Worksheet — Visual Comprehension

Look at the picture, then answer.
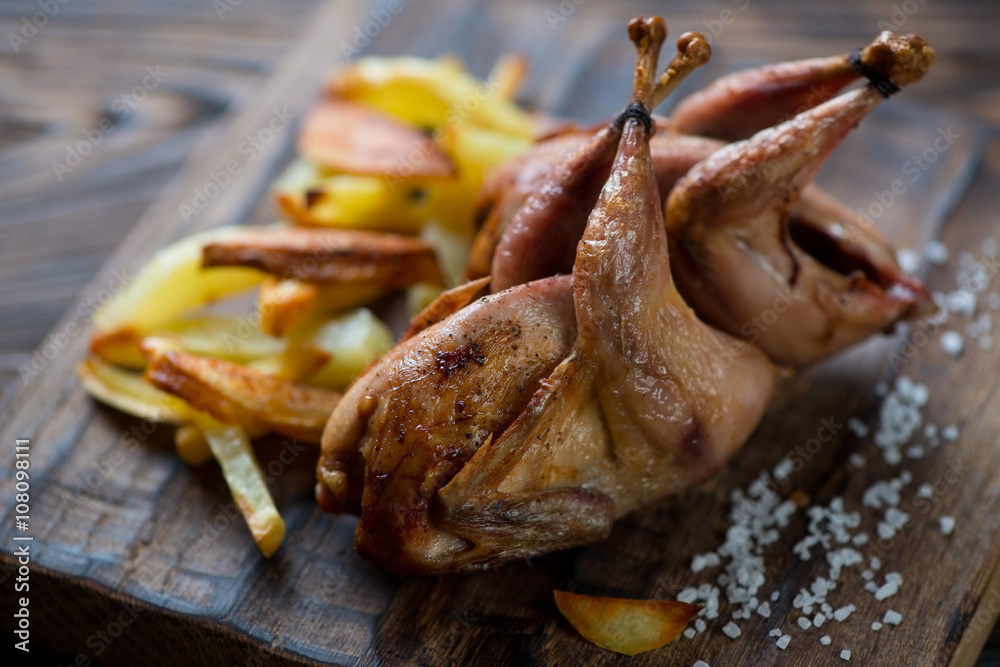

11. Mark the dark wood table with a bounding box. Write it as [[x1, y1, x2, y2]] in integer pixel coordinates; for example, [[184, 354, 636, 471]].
[[2, 0, 1000, 664]]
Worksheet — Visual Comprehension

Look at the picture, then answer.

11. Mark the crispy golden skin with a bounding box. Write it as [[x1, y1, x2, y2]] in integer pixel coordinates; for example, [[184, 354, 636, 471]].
[[318, 21, 777, 575], [666, 32, 936, 366]]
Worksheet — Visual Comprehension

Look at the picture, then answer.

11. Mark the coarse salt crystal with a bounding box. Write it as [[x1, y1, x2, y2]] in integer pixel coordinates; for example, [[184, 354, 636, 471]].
[[773, 457, 794, 481], [906, 445, 925, 459], [847, 418, 869, 439], [722, 622, 741, 639], [777, 634, 791, 649], [849, 453, 866, 468], [875, 581, 899, 601], [871, 621, 882, 631], [939, 515, 956, 535], [865, 581, 878, 593], [770, 628, 783, 638], [691, 552, 722, 573], [814, 613, 826, 627], [897, 249, 920, 274], [833, 605, 855, 622], [841, 649, 852, 661], [821, 635, 832, 646], [757, 602, 772, 618], [942, 424, 959, 441], [941, 331, 964, 357], [684, 628, 696, 639], [917, 483, 934, 499], [798, 616, 812, 630], [924, 240, 949, 265], [695, 618, 707, 633], [693, 662, 711, 667], [772, 591, 780, 602], [884, 609, 903, 625]]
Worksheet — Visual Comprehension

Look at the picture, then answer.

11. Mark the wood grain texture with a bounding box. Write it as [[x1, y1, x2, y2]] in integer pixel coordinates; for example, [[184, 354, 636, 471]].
[[2, 0, 1000, 665]]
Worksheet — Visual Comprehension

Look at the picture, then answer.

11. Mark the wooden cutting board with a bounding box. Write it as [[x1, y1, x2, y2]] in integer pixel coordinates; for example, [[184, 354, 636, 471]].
[[3, 1, 999, 665]]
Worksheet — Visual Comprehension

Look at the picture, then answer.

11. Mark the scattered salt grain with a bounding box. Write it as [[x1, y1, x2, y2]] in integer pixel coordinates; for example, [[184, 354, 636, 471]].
[[772, 458, 794, 482], [771, 591, 780, 602], [852, 533, 869, 547], [722, 622, 741, 639], [884, 609, 903, 625], [871, 621, 883, 631], [841, 649, 852, 661], [942, 424, 959, 441], [847, 418, 869, 439], [849, 453, 866, 468], [821, 635, 832, 646], [691, 552, 722, 573], [941, 330, 964, 357], [875, 581, 899, 601], [917, 483, 934, 499], [695, 618, 707, 633], [777, 634, 791, 650], [924, 240, 949, 265], [833, 604, 855, 622], [897, 249, 920, 274], [906, 445, 925, 459], [769, 628, 783, 638], [684, 628, 696, 639], [939, 515, 956, 535], [814, 613, 826, 627], [693, 661, 711, 667], [757, 602, 771, 618], [798, 616, 812, 630], [862, 570, 874, 581], [865, 581, 878, 593]]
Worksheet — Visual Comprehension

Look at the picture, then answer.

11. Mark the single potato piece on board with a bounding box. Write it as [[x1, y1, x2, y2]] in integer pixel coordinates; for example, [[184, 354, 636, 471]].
[[196, 417, 286, 558], [554, 591, 701, 656]]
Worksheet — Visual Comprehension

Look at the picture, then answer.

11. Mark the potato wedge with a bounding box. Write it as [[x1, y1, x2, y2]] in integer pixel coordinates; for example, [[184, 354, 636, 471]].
[[202, 226, 446, 288], [327, 56, 534, 138], [143, 344, 339, 443], [273, 161, 470, 235], [297, 308, 394, 389], [91, 227, 266, 364], [256, 277, 384, 337], [77, 357, 193, 424], [157, 315, 288, 364], [196, 417, 285, 558], [175, 423, 213, 467], [299, 100, 454, 178], [553, 591, 701, 656], [437, 120, 532, 185]]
